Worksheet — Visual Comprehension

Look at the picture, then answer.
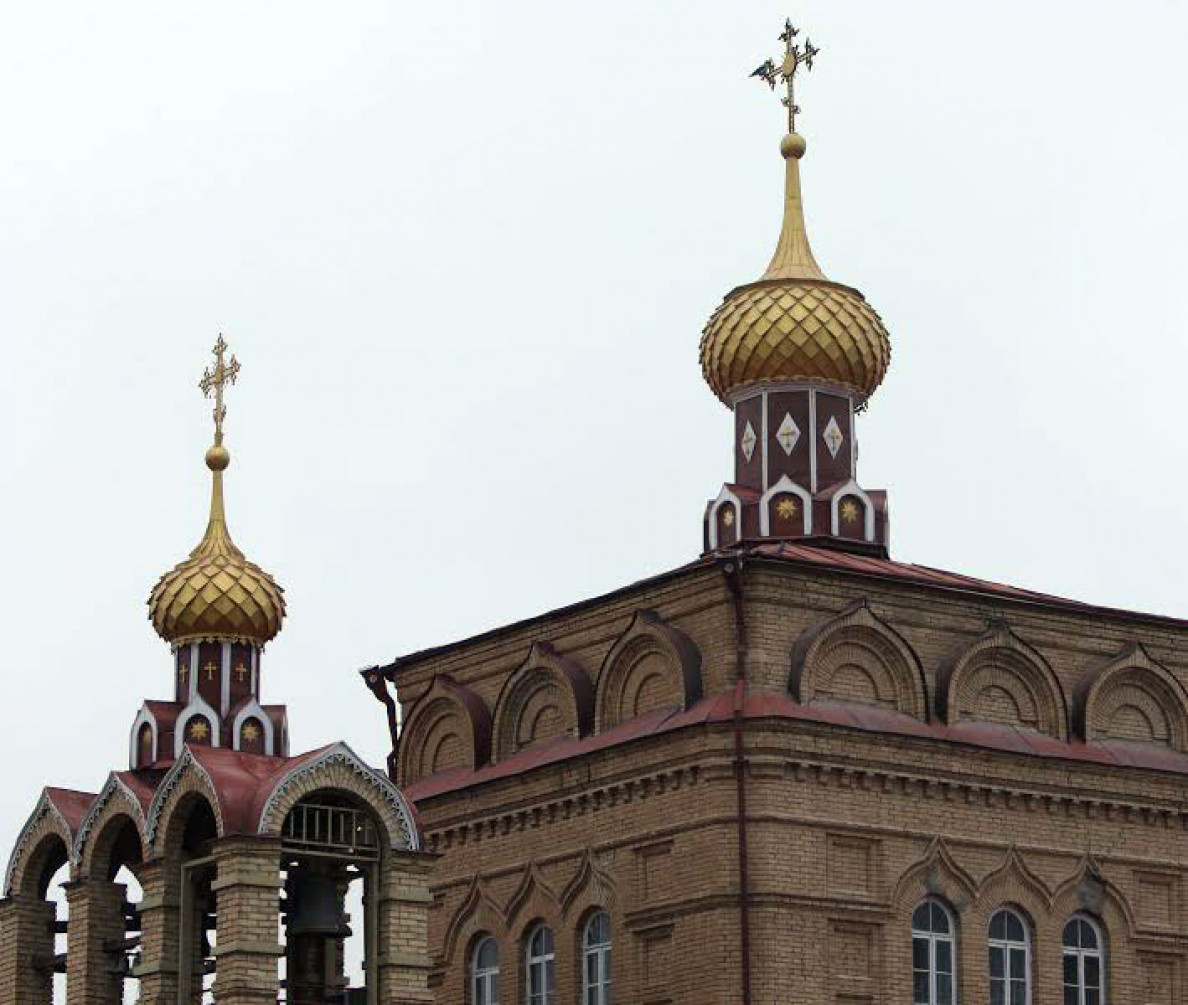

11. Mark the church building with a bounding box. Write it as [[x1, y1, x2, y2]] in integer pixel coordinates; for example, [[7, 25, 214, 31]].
[[3, 17, 1187, 1005]]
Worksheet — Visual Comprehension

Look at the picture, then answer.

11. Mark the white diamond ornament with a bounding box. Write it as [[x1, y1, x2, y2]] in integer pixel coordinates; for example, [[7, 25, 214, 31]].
[[741, 421, 757, 462], [776, 413, 800, 455], [823, 416, 844, 458]]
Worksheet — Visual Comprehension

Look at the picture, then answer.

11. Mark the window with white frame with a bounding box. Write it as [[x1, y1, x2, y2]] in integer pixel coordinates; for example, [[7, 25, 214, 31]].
[[912, 899, 956, 1005], [472, 936, 499, 1005], [989, 908, 1030, 1005], [582, 911, 612, 1005], [1063, 915, 1105, 1005], [525, 925, 555, 1005]]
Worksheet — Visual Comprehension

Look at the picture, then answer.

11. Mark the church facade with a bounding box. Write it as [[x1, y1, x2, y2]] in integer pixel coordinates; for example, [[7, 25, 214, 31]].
[[4, 18, 1188, 1005]]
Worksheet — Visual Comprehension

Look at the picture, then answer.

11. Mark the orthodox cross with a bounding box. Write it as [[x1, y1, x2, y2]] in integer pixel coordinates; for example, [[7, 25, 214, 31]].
[[198, 335, 241, 444], [178, 662, 189, 683], [204, 661, 219, 682], [750, 18, 821, 133]]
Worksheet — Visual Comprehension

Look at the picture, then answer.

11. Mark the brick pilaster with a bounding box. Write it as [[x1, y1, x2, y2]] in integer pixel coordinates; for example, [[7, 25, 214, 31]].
[[0, 895, 57, 1005], [210, 836, 282, 1005], [64, 877, 125, 1005], [132, 858, 183, 1005], [375, 850, 434, 1005]]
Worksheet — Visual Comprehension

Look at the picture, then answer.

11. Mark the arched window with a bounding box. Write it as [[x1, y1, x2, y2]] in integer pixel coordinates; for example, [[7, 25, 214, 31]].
[[582, 911, 612, 1005], [1063, 916, 1105, 1005], [912, 900, 955, 1005], [526, 925, 555, 1005], [989, 908, 1030, 1004], [472, 936, 500, 1005]]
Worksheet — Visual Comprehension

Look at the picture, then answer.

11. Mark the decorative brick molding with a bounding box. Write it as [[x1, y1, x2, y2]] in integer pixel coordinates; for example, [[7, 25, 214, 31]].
[[973, 846, 1052, 919], [257, 742, 420, 851], [790, 600, 927, 720], [893, 837, 977, 915], [595, 611, 703, 731], [4, 789, 75, 897], [399, 675, 492, 785], [492, 642, 593, 763], [441, 874, 506, 965], [1051, 856, 1135, 938], [504, 860, 560, 929], [1073, 643, 1188, 750], [71, 773, 147, 874], [145, 746, 224, 849], [936, 620, 1068, 738]]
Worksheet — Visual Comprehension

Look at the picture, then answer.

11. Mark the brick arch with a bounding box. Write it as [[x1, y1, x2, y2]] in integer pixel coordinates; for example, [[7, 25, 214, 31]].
[[595, 610, 703, 731], [398, 675, 491, 786], [4, 791, 76, 898], [145, 748, 225, 854], [974, 847, 1052, 923], [790, 600, 927, 720], [893, 837, 978, 917], [73, 776, 147, 879], [1051, 858, 1134, 942], [936, 621, 1067, 739], [492, 643, 593, 762], [256, 743, 420, 852], [1073, 644, 1188, 750], [441, 874, 506, 967]]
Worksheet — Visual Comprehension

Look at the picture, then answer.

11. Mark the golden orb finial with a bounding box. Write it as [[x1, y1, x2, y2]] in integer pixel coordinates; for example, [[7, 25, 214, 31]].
[[147, 337, 286, 646], [698, 19, 891, 406]]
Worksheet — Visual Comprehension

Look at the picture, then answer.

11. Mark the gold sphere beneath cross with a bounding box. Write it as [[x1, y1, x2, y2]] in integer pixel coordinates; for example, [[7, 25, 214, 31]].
[[205, 445, 230, 471]]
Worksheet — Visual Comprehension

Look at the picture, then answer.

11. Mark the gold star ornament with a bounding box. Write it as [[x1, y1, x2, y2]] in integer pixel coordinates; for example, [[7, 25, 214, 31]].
[[188, 719, 210, 741], [242, 722, 261, 743], [776, 497, 799, 520], [840, 499, 860, 524], [722, 508, 736, 527]]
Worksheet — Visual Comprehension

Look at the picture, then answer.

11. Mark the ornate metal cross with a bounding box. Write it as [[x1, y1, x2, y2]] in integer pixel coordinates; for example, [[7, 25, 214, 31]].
[[199, 335, 241, 443], [750, 17, 821, 133]]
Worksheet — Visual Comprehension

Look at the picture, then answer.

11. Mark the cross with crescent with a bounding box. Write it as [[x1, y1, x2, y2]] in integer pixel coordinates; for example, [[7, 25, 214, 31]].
[[750, 18, 821, 133], [199, 335, 241, 444]]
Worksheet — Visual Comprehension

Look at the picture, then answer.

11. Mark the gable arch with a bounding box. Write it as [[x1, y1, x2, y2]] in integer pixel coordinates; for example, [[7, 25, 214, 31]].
[[72, 775, 147, 876], [1051, 859, 1134, 941], [492, 642, 593, 762], [974, 847, 1052, 922], [893, 838, 978, 917], [1073, 643, 1188, 750], [256, 743, 420, 852], [145, 748, 225, 856], [790, 600, 927, 720], [596, 610, 703, 731], [398, 675, 492, 786], [936, 621, 1068, 739], [442, 874, 506, 966], [4, 790, 78, 898]]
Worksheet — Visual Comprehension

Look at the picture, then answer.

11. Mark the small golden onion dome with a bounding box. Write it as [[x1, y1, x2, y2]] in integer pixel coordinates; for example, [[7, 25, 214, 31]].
[[148, 445, 285, 646], [700, 133, 891, 404]]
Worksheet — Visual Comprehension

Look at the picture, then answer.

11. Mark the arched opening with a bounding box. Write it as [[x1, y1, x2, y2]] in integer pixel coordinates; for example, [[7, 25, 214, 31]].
[[88, 815, 145, 1004], [166, 795, 219, 1005], [280, 790, 384, 1005], [16, 832, 71, 1005]]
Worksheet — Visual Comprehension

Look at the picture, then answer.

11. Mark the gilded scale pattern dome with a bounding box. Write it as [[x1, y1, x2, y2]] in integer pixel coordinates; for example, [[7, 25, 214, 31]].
[[700, 132, 891, 403], [148, 444, 286, 646]]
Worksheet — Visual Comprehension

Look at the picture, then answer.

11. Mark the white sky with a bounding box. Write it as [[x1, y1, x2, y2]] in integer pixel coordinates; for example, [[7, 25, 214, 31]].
[[2, 0, 1186, 866]]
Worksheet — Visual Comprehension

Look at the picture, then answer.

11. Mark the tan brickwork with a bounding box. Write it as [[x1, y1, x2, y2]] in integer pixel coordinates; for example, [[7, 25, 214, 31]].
[[64, 876, 125, 1005], [210, 835, 283, 1005], [392, 558, 1188, 1004], [0, 895, 57, 1005]]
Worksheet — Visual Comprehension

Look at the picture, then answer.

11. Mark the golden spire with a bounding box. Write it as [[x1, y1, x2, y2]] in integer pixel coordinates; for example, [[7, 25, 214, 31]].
[[148, 336, 285, 645], [750, 18, 825, 282], [192, 335, 243, 561]]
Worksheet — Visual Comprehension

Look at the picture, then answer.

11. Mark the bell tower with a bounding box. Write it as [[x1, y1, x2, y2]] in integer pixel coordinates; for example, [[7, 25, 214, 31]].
[[700, 20, 892, 555]]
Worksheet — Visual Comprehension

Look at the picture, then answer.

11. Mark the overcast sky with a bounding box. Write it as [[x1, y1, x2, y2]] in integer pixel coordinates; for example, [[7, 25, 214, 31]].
[[2, 0, 1186, 862]]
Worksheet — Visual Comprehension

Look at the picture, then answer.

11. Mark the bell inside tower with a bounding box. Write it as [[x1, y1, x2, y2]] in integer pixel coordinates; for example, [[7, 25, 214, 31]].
[[281, 794, 381, 1005]]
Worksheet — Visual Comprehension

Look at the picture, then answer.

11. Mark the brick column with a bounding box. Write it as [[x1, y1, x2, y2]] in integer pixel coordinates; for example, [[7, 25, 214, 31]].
[[133, 858, 182, 1005], [374, 850, 434, 1005], [210, 836, 282, 1005], [64, 877, 125, 1005], [0, 895, 57, 1005]]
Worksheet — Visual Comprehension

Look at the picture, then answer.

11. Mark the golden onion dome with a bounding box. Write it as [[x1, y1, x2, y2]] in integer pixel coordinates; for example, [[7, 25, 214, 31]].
[[700, 132, 890, 404], [148, 443, 286, 646]]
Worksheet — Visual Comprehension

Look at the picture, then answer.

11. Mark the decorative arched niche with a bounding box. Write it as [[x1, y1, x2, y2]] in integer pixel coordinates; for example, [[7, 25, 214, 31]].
[[1073, 643, 1188, 750], [595, 610, 702, 731], [398, 675, 492, 786], [789, 600, 927, 720], [936, 620, 1068, 739], [492, 643, 593, 762]]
